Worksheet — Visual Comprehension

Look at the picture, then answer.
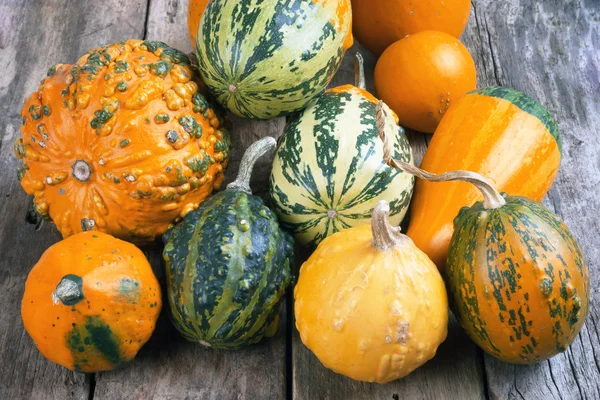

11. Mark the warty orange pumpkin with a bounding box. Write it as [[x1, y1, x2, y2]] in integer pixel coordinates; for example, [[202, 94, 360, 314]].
[[21, 231, 162, 373], [14, 39, 231, 244]]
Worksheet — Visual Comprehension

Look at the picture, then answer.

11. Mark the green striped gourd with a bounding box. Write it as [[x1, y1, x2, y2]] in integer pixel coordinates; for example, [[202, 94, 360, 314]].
[[195, 0, 353, 120], [163, 137, 294, 349], [378, 100, 589, 364], [269, 54, 415, 248]]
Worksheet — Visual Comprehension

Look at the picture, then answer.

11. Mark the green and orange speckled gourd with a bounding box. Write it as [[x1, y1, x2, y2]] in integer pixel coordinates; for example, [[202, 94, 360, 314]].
[[163, 137, 294, 349], [378, 100, 589, 364], [14, 39, 231, 245]]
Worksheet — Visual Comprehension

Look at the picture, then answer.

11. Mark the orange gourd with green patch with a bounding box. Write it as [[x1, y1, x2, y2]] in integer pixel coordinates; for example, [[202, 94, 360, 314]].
[[406, 87, 562, 268], [15, 39, 230, 244], [21, 232, 162, 373]]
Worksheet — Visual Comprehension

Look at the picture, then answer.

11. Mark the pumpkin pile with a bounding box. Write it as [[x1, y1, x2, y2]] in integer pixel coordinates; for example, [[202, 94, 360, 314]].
[[13, 0, 588, 383]]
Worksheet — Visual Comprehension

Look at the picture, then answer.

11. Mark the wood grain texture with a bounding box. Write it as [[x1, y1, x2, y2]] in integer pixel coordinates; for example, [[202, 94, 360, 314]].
[[463, 1, 600, 399], [0, 1, 147, 399], [92, 0, 288, 399], [0, 0, 599, 399], [291, 42, 486, 400]]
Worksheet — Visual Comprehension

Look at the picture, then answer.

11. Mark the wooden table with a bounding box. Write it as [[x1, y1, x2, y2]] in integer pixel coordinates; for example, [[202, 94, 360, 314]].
[[1, 0, 598, 398]]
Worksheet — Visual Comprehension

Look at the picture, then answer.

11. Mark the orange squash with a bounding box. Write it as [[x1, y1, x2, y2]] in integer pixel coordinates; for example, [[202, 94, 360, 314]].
[[405, 87, 562, 269], [21, 231, 162, 373], [295, 201, 448, 383], [374, 30, 476, 133], [352, 0, 471, 55], [14, 39, 230, 244], [187, 0, 211, 48]]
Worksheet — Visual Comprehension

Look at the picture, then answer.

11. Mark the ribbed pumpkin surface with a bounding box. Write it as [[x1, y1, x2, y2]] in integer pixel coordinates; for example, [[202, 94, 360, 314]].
[[163, 190, 293, 349]]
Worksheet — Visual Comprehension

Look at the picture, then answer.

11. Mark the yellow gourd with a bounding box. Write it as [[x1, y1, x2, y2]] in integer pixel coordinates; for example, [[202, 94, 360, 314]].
[[294, 201, 448, 383]]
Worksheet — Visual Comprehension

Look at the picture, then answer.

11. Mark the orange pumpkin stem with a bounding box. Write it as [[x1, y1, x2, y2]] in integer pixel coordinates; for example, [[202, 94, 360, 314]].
[[354, 52, 366, 90], [226, 136, 277, 194], [376, 101, 506, 210], [371, 200, 407, 252]]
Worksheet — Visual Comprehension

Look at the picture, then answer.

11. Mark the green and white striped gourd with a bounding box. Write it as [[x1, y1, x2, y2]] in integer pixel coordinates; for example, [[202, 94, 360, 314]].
[[269, 54, 415, 248], [163, 137, 294, 349], [195, 0, 353, 120]]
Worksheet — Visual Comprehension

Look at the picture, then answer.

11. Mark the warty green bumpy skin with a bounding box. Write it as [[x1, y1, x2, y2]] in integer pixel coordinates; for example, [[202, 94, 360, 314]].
[[163, 189, 294, 349], [196, 0, 351, 119], [445, 196, 589, 363]]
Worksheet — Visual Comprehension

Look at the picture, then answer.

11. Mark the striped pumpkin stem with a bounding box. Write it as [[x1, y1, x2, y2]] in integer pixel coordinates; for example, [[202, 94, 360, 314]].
[[227, 136, 277, 194], [354, 52, 366, 89], [376, 101, 506, 209], [371, 200, 408, 252]]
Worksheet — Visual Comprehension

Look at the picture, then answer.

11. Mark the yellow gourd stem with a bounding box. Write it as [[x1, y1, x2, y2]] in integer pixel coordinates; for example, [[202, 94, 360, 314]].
[[354, 52, 366, 90], [371, 200, 409, 251], [376, 100, 506, 210]]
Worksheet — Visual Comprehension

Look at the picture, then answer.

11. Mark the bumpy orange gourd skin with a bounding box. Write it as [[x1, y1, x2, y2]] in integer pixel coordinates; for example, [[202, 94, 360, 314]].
[[21, 232, 162, 373], [187, 0, 211, 48], [407, 92, 562, 269], [352, 0, 471, 55], [374, 31, 476, 133], [294, 225, 448, 383], [15, 39, 230, 244]]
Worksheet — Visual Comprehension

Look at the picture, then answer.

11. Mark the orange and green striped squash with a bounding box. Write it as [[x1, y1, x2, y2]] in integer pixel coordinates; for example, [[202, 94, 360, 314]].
[[407, 86, 562, 269], [446, 196, 589, 364]]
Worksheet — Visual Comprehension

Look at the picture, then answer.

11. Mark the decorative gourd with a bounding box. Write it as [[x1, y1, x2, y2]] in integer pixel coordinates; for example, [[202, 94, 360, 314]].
[[187, 0, 210, 47], [352, 0, 471, 55], [270, 54, 414, 248], [21, 231, 162, 373], [379, 102, 588, 364], [195, 0, 353, 120], [374, 30, 477, 133], [163, 137, 293, 349], [405, 87, 562, 268], [14, 39, 231, 245], [294, 200, 448, 383]]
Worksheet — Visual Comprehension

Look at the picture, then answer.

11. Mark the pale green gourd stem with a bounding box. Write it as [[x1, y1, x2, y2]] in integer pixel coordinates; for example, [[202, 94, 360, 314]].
[[376, 100, 506, 210], [354, 52, 366, 90], [227, 136, 277, 194]]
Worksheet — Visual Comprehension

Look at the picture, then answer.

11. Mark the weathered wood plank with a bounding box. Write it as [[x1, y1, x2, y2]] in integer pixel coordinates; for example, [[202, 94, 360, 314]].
[[464, 1, 600, 399], [93, 0, 289, 399], [0, 1, 147, 399], [291, 42, 486, 400]]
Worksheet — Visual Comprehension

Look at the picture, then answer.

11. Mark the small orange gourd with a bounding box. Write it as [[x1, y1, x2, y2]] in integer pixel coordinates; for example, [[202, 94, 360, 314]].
[[21, 231, 162, 373], [15, 39, 230, 244], [374, 30, 476, 133], [352, 0, 471, 55], [294, 201, 448, 383]]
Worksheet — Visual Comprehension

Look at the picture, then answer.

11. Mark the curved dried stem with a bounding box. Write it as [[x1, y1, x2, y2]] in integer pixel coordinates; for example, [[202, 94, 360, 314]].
[[376, 101, 506, 209]]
